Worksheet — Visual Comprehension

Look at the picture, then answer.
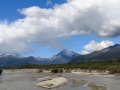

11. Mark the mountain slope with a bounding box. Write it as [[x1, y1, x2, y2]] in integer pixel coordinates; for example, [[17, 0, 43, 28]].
[[70, 44, 120, 63]]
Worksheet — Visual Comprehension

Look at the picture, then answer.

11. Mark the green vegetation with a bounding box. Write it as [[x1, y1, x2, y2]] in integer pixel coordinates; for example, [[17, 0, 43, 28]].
[[4, 59, 120, 74], [0, 69, 3, 75]]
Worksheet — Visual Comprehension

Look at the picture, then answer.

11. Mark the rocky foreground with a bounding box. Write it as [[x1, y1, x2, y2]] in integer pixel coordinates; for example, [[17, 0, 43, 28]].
[[35, 76, 68, 89]]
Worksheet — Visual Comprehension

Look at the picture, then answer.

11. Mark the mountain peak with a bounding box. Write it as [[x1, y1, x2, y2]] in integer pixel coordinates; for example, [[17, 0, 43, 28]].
[[60, 49, 73, 55], [61, 49, 71, 53], [57, 49, 80, 57]]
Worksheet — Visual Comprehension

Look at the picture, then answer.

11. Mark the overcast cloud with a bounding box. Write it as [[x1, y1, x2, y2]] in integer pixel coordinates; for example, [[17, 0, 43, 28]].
[[0, 0, 120, 53]]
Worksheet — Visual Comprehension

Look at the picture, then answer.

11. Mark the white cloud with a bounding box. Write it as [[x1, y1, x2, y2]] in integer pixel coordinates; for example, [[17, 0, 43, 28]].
[[0, 0, 120, 54], [78, 50, 90, 55], [46, 0, 52, 7], [0, 38, 6, 46], [84, 40, 115, 51]]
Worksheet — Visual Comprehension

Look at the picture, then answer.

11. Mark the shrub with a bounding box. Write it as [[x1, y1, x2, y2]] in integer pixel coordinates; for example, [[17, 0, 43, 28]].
[[109, 69, 116, 74], [0, 69, 3, 75], [37, 69, 43, 73], [109, 69, 120, 74], [89, 69, 91, 73], [51, 68, 59, 73], [65, 69, 71, 73], [59, 68, 63, 73], [84, 69, 87, 72]]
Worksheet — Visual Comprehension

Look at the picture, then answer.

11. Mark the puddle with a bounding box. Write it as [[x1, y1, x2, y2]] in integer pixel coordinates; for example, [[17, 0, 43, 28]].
[[88, 82, 107, 90], [77, 84, 88, 88], [67, 81, 107, 90], [67, 82, 88, 88]]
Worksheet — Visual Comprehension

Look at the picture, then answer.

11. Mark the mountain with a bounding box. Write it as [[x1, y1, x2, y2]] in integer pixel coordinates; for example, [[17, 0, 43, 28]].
[[57, 49, 80, 58], [36, 49, 80, 64], [70, 44, 120, 63], [0, 56, 40, 67], [0, 49, 80, 67], [0, 53, 22, 58]]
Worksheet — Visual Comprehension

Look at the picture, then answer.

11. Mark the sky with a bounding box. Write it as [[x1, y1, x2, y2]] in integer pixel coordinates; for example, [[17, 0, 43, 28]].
[[0, 0, 120, 58]]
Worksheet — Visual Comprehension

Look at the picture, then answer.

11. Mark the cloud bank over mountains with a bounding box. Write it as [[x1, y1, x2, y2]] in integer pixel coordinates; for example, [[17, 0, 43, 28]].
[[78, 40, 114, 55], [0, 0, 120, 54], [84, 40, 115, 51]]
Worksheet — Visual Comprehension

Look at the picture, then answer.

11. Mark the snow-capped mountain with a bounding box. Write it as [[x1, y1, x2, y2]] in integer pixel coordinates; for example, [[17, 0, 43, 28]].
[[0, 53, 22, 58], [56, 49, 80, 58], [36, 49, 80, 64]]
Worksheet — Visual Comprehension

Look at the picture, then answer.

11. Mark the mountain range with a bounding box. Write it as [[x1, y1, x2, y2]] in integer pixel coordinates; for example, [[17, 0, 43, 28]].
[[0, 49, 80, 67], [0, 44, 120, 67], [70, 44, 120, 63]]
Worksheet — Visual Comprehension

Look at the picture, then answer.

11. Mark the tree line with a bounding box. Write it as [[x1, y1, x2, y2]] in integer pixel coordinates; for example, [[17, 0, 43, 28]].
[[8, 59, 120, 74]]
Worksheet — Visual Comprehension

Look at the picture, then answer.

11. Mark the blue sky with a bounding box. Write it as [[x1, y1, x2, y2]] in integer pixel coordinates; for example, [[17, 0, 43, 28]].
[[0, 0, 120, 58], [0, 0, 66, 21]]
